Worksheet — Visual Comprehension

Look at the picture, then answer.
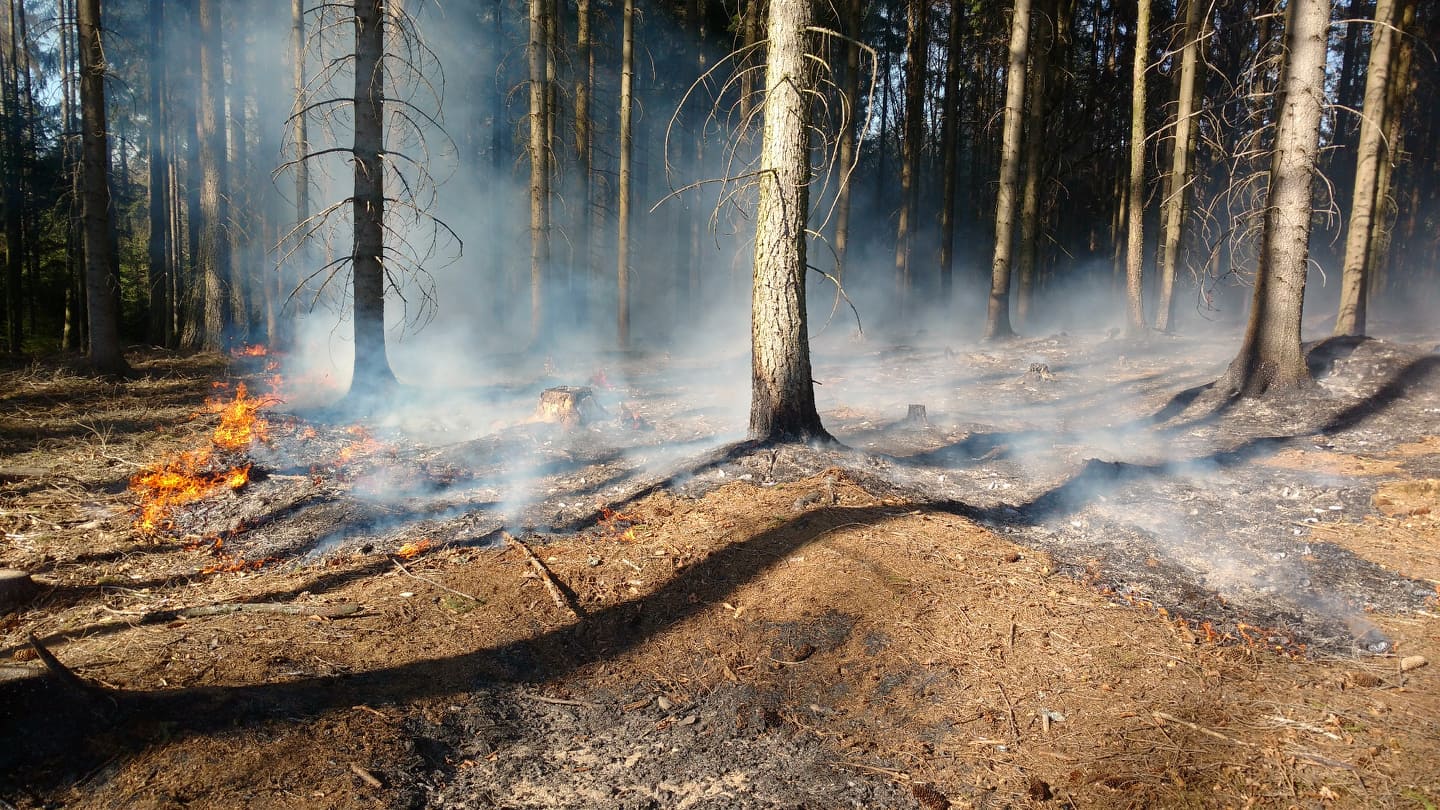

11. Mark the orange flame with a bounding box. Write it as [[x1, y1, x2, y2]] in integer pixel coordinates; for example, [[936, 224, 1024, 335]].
[[232, 344, 269, 357], [396, 538, 434, 559], [210, 383, 273, 450], [131, 449, 250, 535]]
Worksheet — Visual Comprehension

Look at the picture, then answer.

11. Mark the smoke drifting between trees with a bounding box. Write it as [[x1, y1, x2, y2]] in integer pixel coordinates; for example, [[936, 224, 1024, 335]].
[[0, 0, 1437, 390]]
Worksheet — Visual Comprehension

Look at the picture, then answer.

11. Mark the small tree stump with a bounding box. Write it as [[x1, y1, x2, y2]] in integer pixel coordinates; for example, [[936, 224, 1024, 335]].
[[0, 569, 38, 612], [906, 404, 929, 425], [535, 386, 607, 426]]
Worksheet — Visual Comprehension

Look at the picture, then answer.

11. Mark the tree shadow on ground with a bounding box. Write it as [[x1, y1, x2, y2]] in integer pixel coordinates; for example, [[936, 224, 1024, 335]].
[[0, 503, 905, 793]]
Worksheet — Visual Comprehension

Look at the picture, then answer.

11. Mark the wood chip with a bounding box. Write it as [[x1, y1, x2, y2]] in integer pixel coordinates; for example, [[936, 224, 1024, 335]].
[[1400, 655, 1428, 672], [349, 763, 383, 789]]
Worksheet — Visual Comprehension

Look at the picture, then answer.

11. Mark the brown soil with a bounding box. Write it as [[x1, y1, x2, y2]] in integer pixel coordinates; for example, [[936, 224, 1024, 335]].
[[2, 335, 1438, 809]]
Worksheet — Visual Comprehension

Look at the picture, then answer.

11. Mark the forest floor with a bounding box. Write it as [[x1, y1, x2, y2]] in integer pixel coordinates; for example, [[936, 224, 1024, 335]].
[[1, 328, 1438, 809]]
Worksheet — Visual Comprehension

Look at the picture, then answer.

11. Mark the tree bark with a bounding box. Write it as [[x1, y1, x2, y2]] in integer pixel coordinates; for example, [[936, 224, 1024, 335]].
[[349, 0, 396, 397], [616, 0, 634, 348], [936, 0, 963, 301], [77, 0, 127, 374], [749, 0, 827, 443], [983, 0, 1032, 340], [1334, 0, 1397, 336], [1123, 0, 1150, 334], [1365, 0, 1416, 297], [893, 0, 927, 314], [197, 0, 231, 349], [832, 0, 863, 282], [146, 0, 170, 346], [1219, 0, 1331, 398], [1154, 0, 1204, 333], [527, 0, 550, 344], [1016, 0, 1057, 325]]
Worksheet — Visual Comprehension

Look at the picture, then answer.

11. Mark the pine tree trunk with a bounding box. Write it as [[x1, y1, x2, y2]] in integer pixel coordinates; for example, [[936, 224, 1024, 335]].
[[893, 0, 928, 314], [749, 0, 827, 443], [1366, 0, 1416, 298], [983, 0, 1032, 341], [616, 0, 634, 348], [1016, 0, 1057, 325], [574, 0, 593, 298], [146, 0, 170, 346], [1220, 0, 1331, 397], [1123, 0, 1150, 334], [198, 0, 231, 349], [292, 0, 308, 228], [833, 0, 863, 283], [76, 0, 127, 374], [527, 0, 550, 343], [936, 0, 963, 301], [1154, 0, 1204, 333], [2, 0, 23, 352], [1334, 0, 1397, 336], [349, 0, 396, 397]]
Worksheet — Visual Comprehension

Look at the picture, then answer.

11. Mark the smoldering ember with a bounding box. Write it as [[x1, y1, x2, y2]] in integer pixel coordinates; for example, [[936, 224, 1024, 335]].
[[2, 0, 1440, 808]]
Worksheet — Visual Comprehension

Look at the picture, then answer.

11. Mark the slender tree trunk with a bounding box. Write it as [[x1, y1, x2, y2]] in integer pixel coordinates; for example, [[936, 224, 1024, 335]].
[[936, 0, 964, 302], [1334, 0, 1397, 336], [1220, 0, 1331, 397], [750, 0, 827, 443], [77, 0, 127, 374], [349, 0, 396, 396], [146, 0, 170, 346], [1154, 0, 1204, 333], [1016, 0, 1057, 325], [1123, 0, 1150, 334], [833, 0, 863, 281], [197, 0, 230, 349], [292, 0, 308, 228], [527, 0, 550, 343], [179, 3, 203, 348], [575, 0, 593, 298], [2, 0, 23, 352], [616, 0, 634, 347], [1366, 0, 1416, 298], [893, 0, 928, 313], [983, 0, 1032, 340]]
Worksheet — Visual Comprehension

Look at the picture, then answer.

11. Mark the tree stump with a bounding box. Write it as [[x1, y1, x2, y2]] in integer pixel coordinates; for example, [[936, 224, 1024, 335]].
[[535, 387, 607, 426], [906, 404, 929, 425], [0, 569, 38, 612]]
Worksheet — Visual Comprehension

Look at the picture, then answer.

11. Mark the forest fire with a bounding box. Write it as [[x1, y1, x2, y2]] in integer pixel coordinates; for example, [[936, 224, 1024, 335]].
[[130, 450, 250, 535], [209, 383, 273, 450]]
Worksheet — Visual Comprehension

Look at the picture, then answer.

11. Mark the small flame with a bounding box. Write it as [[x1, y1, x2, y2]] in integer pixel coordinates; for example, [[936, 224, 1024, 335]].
[[210, 383, 273, 450], [396, 538, 434, 559], [232, 344, 269, 357]]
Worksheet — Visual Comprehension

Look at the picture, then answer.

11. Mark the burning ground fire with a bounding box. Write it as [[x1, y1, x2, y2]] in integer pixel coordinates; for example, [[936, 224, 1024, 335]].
[[131, 380, 274, 538]]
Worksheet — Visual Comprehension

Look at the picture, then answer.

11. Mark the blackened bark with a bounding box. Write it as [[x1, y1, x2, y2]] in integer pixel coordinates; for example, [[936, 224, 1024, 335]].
[[349, 0, 396, 396], [77, 0, 128, 374]]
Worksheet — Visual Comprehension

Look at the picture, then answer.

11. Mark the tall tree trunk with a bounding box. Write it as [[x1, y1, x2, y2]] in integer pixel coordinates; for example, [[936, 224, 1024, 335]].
[[197, 0, 230, 349], [936, 0, 963, 301], [893, 0, 928, 313], [1220, 0, 1331, 397], [575, 0, 593, 299], [983, 0, 1032, 340], [749, 0, 827, 443], [1015, 0, 1057, 325], [180, 3, 203, 349], [77, 0, 127, 374], [292, 0, 308, 228], [616, 0, 634, 347], [2, 0, 23, 352], [1154, 0, 1204, 333], [833, 0, 863, 281], [527, 0, 550, 343], [146, 0, 170, 346], [1123, 0, 1150, 334], [1334, 0, 1397, 336], [1365, 0, 1416, 298], [349, 0, 396, 397]]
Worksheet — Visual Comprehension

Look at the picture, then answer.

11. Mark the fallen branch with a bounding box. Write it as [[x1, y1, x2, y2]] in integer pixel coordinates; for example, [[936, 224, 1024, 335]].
[[503, 532, 580, 620], [1152, 711, 1255, 747], [349, 763, 383, 788], [172, 602, 363, 619], [520, 691, 593, 707]]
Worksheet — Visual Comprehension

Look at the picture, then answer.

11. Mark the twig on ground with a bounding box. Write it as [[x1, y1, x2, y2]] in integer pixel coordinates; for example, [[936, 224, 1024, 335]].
[[829, 760, 911, 781], [349, 763, 383, 788], [997, 682, 1021, 740], [504, 532, 580, 619], [27, 634, 100, 695], [172, 602, 363, 619], [520, 691, 594, 707], [1152, 711, 1255, 747], [392, 559, 483, 604]]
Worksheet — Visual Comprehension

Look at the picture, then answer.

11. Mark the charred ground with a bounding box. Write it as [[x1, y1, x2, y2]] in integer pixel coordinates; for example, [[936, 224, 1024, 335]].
[[1, 330, 1438, 808]]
